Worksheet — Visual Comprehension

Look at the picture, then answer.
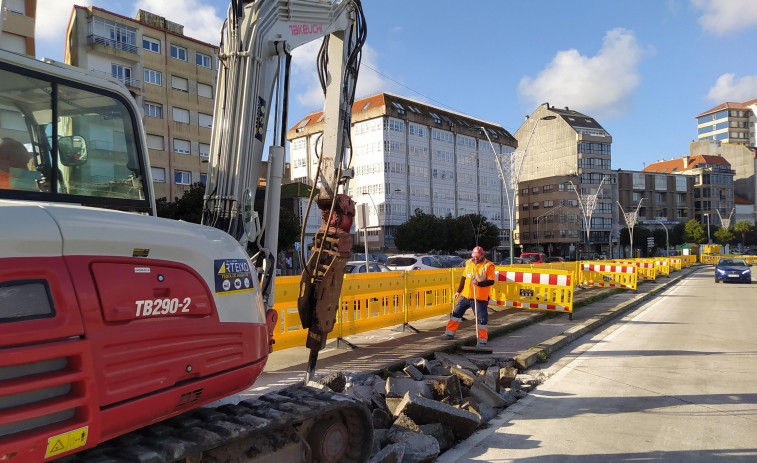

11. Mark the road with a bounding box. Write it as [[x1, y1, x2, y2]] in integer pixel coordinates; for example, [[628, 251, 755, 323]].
[[439, 267, 757, 462]]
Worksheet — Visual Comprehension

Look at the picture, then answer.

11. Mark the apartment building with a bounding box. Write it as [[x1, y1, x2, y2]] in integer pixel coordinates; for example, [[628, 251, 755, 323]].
[[516, 175, 580, 258], [643, 155, 734, 225], [0, 0, 35, 56], [65, 6, 218, 201], [287, 93, 518, 252], [616, 170, 695, 233], [695, 98, 756, 146], [514, 103, 616, 256]]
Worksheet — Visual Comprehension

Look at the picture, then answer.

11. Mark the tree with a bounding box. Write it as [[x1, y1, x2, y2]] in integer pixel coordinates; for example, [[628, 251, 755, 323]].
[[451, 214, 501, 252], [733, 220, 754, 246], [713, 226, 734, 245], [156, 182, 205, 223], [394, 209, 445, 253], [670, 223, 686, 246], [683, 219, 706, 244]]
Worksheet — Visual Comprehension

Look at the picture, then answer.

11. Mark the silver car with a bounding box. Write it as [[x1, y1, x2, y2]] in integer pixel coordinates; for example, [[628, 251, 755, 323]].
[[385, 254, 443, 271], [343, 261, 392, 273]]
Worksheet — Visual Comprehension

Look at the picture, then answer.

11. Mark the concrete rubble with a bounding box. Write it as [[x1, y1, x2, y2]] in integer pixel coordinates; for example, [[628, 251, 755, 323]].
[[317, 353, 545, 462]]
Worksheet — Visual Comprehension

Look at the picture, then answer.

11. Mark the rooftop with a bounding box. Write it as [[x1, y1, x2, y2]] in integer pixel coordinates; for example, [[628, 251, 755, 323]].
[[695, 97, 757, 118], [642, 154, 731, 174]]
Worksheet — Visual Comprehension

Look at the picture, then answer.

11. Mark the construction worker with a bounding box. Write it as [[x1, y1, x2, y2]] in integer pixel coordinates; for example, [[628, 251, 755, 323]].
[[442, 246, 495, 346]]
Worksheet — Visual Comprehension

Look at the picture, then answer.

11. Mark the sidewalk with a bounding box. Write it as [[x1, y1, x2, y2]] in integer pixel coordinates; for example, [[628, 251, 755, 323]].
[[214, 267, 697, 405]]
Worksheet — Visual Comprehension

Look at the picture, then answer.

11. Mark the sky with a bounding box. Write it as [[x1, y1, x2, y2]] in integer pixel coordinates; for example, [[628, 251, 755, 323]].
[[34, 0, 757, 171]]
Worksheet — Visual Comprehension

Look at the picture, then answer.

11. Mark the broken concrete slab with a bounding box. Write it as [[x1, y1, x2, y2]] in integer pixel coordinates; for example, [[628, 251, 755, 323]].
[[498, 366, 518, 389], [419, 423, 455, 452], [412, 358, 431, 375], [450, 366, 477, 388], [393, 432, 439, 463], [469, 381, 507, 409], [484, 366, 500, 391], [372, 429, 390, 456], [315, 371, 346, 393], [393, 393, 483, 440], [385, 397, 403, 415], [426, 375, 462, 404], [369, 442, 405, 463], [388, 413, 423, 443], [372, 408, 393, 430], [385, 376, 433, 399], [434, 352, 480, 373], [403, 364, 424, 381]]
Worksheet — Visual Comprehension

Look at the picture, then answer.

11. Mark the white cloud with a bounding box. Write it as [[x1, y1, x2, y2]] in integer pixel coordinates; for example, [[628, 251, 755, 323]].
[[133, 0, 224, 45], [692, 0, 757, 35], [291, 41, 396, 108], [36, 0, 91, 41], [706, 73, 757, 101], [518, 28, 645, 119]]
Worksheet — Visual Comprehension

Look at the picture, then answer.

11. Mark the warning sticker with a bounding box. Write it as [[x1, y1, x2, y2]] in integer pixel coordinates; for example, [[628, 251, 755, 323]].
[[214, 259, 254, 296], [45, 426, 88, 458]]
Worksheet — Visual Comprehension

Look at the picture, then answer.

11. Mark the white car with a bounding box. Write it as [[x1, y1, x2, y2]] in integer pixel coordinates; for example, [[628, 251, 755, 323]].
[[385, 254, 443, 271], [344, 261, 392, 273]]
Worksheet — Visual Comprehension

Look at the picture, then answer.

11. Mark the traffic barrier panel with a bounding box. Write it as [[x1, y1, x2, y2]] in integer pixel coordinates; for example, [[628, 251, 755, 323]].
[[613, 259, 656, 280], [579, 261, 637, 290], [700, 254, 719, 265], [269, 275, 317, 351], [491, 267, 574, 313], [652, 259, 670, 276], [337, 271, 406, 338], [405, 268, 458, 322], [661, 257, 682, 272], [679, 255, 695, 267]]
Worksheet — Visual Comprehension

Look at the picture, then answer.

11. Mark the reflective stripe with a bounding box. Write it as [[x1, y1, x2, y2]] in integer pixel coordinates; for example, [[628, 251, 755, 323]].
[[450, 316, 462, 323], [446, 319, 461, 333], [445, 329, 456, 337]]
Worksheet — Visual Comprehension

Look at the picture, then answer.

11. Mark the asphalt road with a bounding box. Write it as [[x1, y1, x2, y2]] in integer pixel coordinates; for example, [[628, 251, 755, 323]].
[[439, 267, 757, 462]]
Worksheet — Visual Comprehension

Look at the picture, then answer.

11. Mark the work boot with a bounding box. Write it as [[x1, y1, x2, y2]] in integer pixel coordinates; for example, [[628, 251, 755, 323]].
[[441, 333, 454, 340]]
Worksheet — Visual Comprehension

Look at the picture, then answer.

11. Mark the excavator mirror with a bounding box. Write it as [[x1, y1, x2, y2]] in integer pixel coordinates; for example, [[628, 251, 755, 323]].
[[58, 135, 88, 167]]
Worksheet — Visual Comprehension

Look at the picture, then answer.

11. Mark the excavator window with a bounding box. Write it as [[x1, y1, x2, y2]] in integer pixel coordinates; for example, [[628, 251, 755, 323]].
[[0, 65, 151, 212]]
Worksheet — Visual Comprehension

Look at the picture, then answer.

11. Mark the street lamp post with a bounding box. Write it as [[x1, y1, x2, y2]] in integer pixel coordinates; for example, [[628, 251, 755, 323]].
[[618, 198, 643, 258], [704, 213, 711, 244], [361, 192, 378, 272], [535, 204, 567, 252], [570, 175, 607, 260], [476, 115, 555, 264]]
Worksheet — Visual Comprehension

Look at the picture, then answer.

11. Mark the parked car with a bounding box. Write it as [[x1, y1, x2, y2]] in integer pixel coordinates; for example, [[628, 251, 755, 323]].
[[385, 254, 443, 271], [520, 252, 549, 264], [548, 256, 566, 263], [344, 261, 392, 273], [499, 257, 527, 265], [714, 257, 751, 283], [437, 255, 465, 268]]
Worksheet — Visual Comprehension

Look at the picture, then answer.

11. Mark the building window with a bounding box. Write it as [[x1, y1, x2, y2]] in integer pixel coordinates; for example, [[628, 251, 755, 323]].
[[151, 167, 166, 183], [200, 173, 207, 185], [199, 143, 210, 158], [532, 187, 538, 194], [172, 107, 190, 123], [146, 134, 164, 151], [174, 170, 191, 185], [521, 188, 528, 195], [110, 64, 134, 86], [198, 82, 213, 98], [543, 185, 553, 193], [198, 113, 213, 128], [170, 44, 187, 61], [173, 138, 191, 155], [171, 76, 189, 92], [144, 68, 162, 86], [144, 102, 162, 118], [196, 52, 211, 68], [143, 36, 160, 53]]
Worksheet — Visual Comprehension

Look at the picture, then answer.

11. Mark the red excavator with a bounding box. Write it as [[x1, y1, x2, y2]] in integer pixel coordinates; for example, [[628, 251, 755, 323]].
[[0, 0, 371, 461]]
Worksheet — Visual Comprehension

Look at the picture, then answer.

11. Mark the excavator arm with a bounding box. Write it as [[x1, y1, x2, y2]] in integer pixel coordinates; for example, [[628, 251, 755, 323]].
[[201, 0, 366, 377]]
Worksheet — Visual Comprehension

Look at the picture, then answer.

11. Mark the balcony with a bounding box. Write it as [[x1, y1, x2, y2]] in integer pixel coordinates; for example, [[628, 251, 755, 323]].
[[90, 69, 141, 89], [88, 34, 138, 55]]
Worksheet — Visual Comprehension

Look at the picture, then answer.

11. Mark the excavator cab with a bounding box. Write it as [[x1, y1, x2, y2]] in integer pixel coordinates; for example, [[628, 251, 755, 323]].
[[0, 57, 152, 213]]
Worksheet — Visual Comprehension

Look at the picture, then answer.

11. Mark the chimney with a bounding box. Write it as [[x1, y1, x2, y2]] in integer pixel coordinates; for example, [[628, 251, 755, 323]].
[[683, 156, 689, 169]]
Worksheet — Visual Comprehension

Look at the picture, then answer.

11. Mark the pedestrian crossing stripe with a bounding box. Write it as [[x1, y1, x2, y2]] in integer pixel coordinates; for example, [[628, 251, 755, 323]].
[[45, 426, 88, 458]]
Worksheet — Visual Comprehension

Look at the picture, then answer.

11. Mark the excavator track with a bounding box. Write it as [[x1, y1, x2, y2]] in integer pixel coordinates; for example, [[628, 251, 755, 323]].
[[59, 385, 373, 463]]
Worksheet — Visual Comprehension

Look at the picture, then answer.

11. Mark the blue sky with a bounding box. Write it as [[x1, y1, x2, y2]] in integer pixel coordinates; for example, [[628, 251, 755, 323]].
[[36, 0, 757, 170]]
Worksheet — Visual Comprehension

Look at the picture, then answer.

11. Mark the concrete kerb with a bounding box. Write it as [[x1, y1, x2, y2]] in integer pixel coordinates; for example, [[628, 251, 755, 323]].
[[512, 266, 698, 371]]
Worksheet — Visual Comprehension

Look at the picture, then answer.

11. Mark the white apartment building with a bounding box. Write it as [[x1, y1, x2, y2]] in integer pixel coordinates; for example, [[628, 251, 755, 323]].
[[286, 93, 518, 252]]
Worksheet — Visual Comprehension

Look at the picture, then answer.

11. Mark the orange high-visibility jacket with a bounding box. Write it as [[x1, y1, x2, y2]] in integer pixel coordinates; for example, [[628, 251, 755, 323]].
[[461, 259, 495, 301]]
